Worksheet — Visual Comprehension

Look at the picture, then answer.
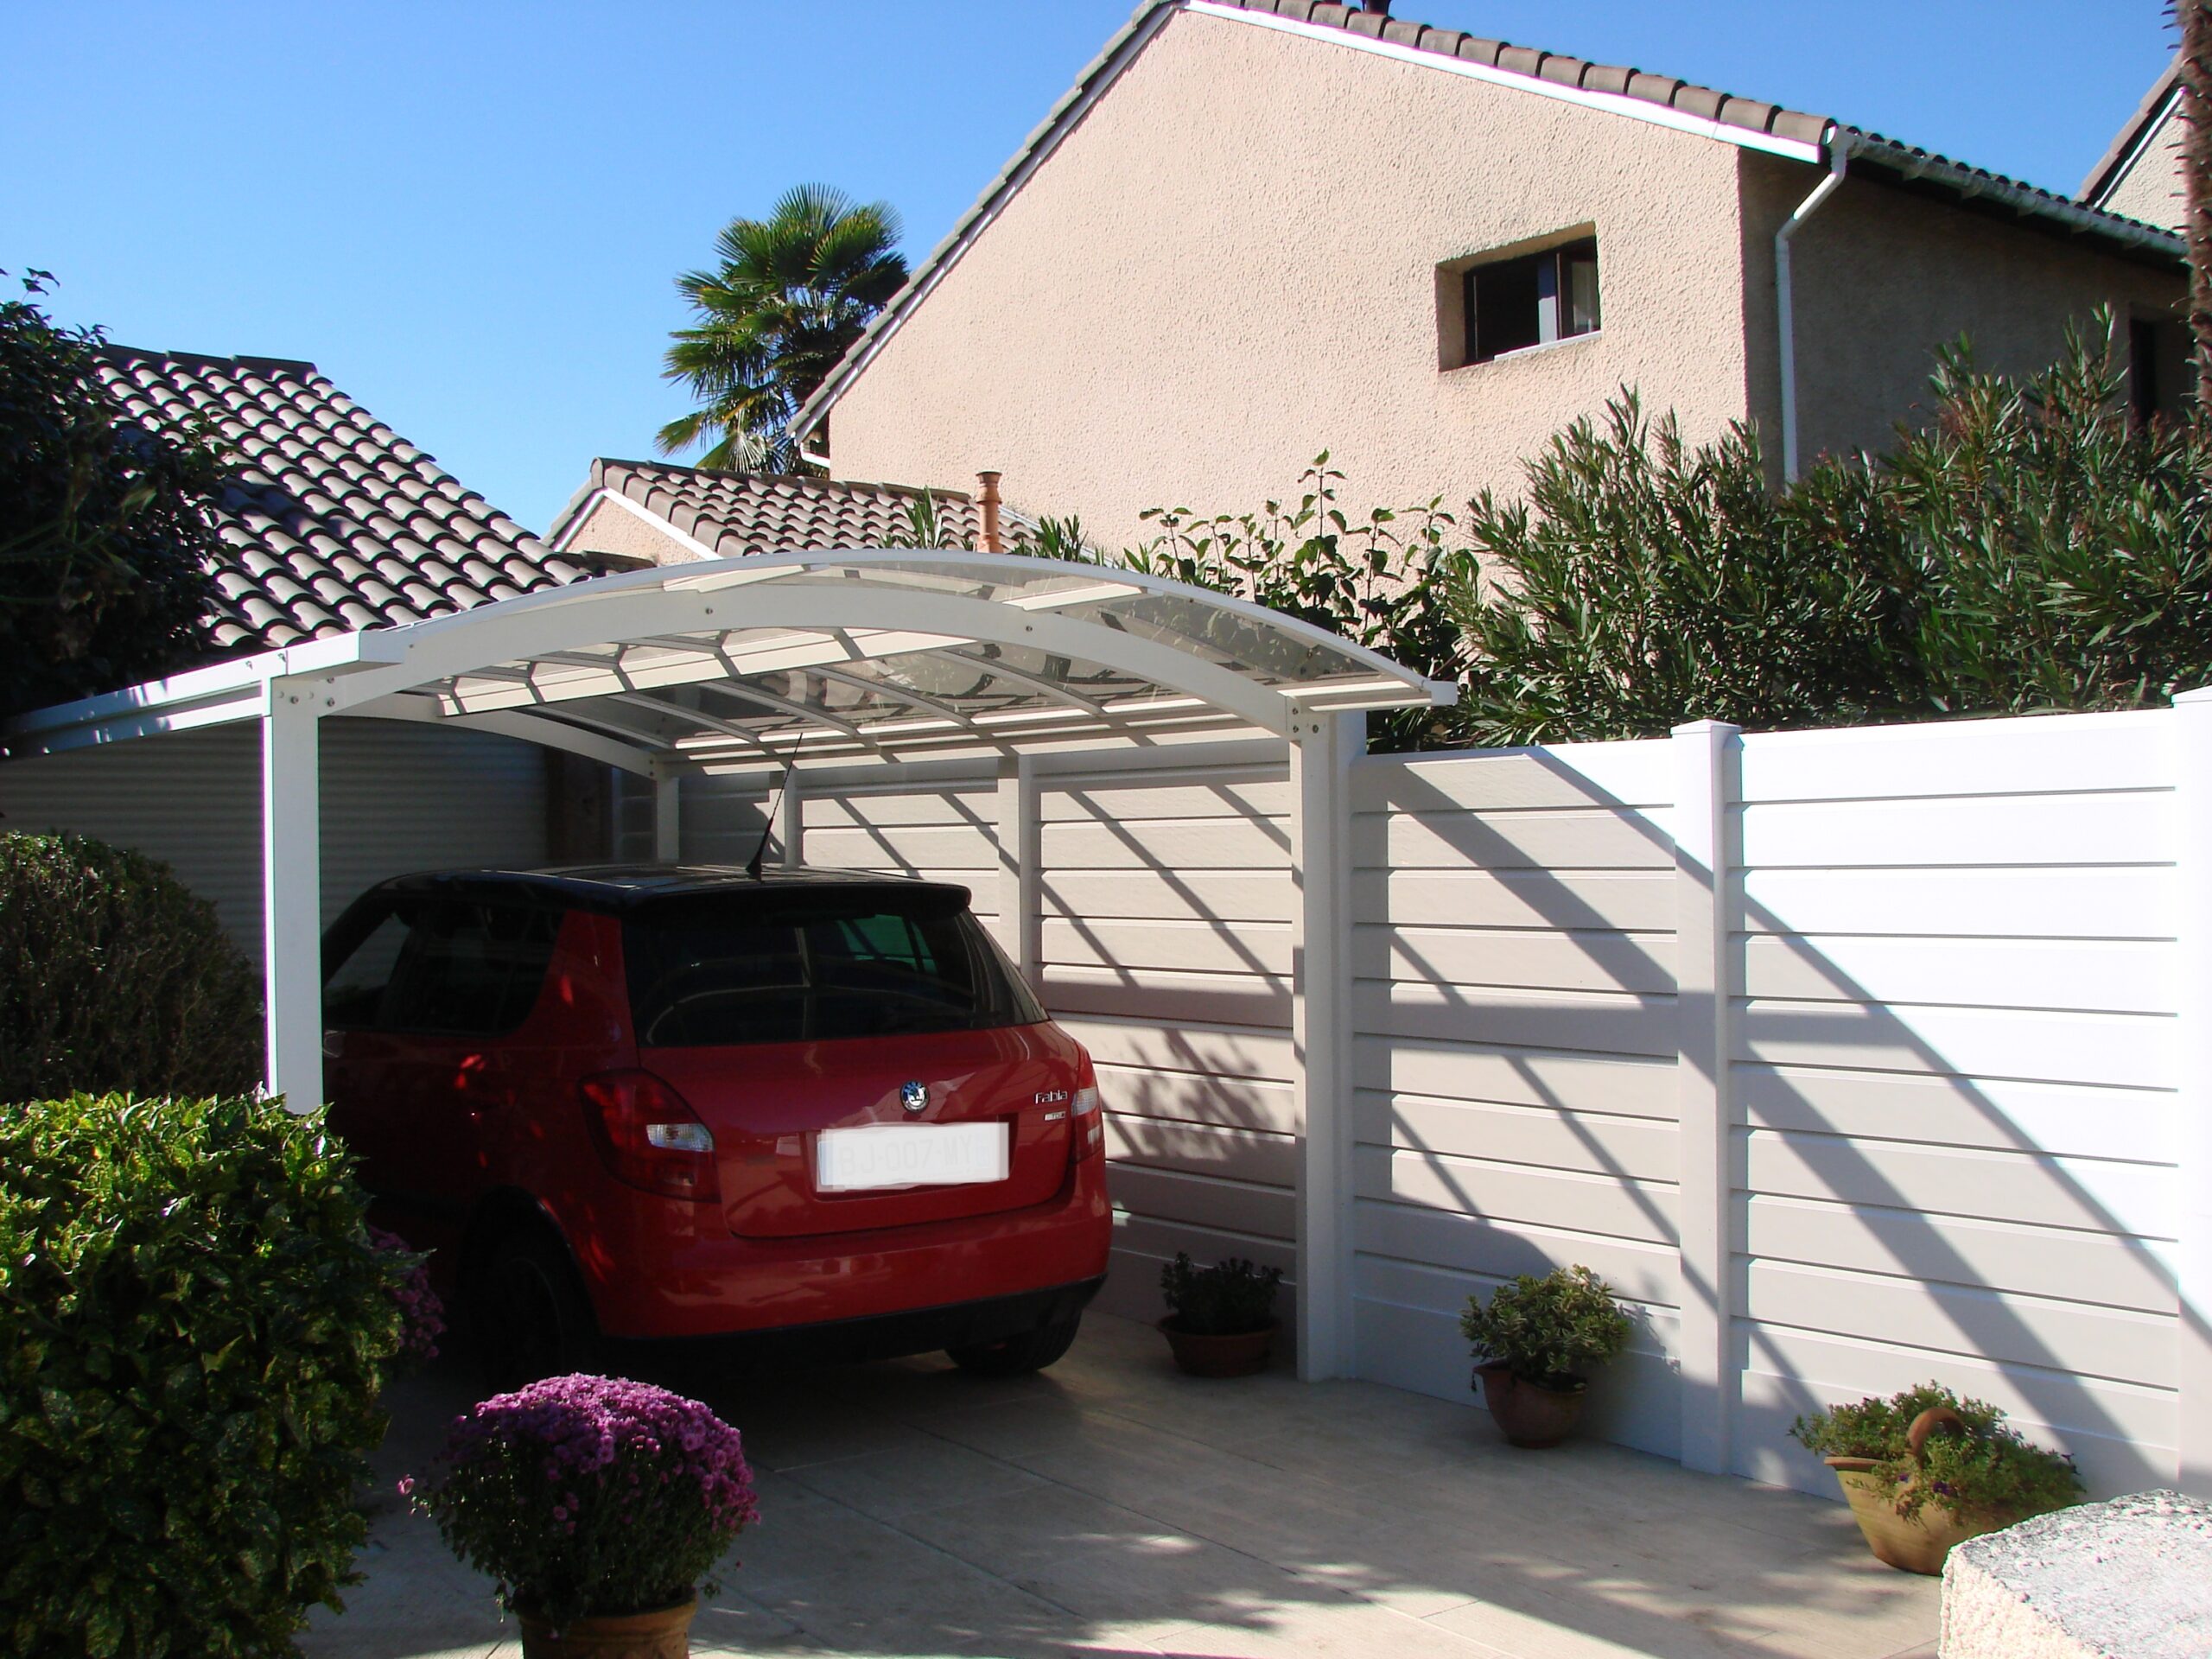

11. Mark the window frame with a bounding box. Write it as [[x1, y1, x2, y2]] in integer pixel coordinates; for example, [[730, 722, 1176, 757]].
[[1438, 227, 1603, 372]]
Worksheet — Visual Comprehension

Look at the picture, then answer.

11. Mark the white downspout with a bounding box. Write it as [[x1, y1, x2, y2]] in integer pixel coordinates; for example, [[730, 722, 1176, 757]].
[[1777, 134, 1853, 481]]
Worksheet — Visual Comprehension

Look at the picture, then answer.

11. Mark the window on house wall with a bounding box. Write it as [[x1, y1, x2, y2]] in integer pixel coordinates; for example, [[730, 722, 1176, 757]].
[[2128, 313, 2189, 427], [1448, 236, 1600, 367]]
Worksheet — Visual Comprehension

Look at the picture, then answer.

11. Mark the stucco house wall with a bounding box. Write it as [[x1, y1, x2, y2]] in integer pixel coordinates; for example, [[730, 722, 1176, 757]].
[[2101, 111, 2185, 232], [823, 6, 1758, 550], [823, 7, 2181, 543], [1738, 156, 2184, 471]]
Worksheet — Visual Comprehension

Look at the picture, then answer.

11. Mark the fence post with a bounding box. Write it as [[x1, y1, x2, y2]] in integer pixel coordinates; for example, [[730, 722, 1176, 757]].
[[652, 762, 682, 862], [777, 767, 804, 869], [1673, 720, 1741, 1475], [2173, 690, 2212, 1496], [1292, 712, 1363, 1381], [996, 756, 1041, 980]]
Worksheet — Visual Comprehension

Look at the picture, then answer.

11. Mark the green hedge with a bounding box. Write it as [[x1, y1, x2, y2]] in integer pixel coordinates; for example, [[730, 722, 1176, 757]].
[[0, 832, 262, 1103], [0, 1093, 404, 1657]]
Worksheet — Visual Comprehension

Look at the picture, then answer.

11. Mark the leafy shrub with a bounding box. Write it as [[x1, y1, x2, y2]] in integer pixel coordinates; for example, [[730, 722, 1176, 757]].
[[1459, 1265, 1632, 1389], [0, 270, 223, 717], [1159, 1253, 1282, 1336], [0, 1092, 404, 1658], [1121, 454, 1468, 751], [0, 830, 262, 1103], [1790, 1381, 2083, 1523], [406, 1374, 758, 1630], [1448, 399, 1915, 744]]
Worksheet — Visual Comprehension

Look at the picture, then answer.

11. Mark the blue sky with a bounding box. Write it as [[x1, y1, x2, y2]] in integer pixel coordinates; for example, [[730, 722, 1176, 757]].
[[5, 1, 2175, 535]]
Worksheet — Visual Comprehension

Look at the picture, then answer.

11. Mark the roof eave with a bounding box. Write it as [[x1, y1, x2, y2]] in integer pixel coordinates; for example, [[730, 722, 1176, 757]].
[[2081, 58, 2182, 207]]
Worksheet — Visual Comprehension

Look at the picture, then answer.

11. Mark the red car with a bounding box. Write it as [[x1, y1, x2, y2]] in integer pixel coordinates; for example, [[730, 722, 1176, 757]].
[[321, 865, 1110, 1382]]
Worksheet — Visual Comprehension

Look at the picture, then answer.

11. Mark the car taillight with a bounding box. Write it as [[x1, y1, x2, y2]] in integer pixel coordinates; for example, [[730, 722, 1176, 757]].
[[1070, 1081, 1104, 1163], [581, 1070, 721, 1202]]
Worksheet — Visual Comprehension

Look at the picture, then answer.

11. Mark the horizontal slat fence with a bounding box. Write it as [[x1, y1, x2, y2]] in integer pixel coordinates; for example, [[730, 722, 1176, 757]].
[[1347, 741, 1686, 1457], [1727, 712, 2183, 1497]]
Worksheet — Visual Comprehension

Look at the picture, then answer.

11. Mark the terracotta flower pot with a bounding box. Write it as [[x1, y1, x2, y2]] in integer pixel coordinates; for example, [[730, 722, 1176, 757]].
[[518, 1593, 697, 1658], [1475, 1361, 1586, 1448], [1824, 1408, 2020, 1575], [1158, 1316, 1276, 1377]]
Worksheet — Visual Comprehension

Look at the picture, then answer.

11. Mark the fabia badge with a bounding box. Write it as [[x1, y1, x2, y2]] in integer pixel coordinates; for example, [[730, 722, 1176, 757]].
[[899, 1080, 930, 1115]]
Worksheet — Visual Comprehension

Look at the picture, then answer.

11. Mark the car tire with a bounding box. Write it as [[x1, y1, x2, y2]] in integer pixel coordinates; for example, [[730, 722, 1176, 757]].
[[947, 1311, 1083, 1376], [472, 1226, 600, 1389]]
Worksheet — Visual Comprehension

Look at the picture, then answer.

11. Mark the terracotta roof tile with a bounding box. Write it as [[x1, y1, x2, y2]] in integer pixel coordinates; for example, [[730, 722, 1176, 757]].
[[551, 459, 1012, 565], [95, 347, 584, 660]]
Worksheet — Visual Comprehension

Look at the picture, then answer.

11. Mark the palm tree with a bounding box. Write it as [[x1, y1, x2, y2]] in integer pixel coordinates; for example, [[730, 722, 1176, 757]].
[[657, 185, 907, 474]]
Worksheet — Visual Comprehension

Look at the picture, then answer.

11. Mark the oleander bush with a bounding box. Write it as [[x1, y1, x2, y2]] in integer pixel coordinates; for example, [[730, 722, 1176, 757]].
[[1159, 1253, 1283, 1337], [0, 1091, 404, 1657], [0, 830, 262, 1104]]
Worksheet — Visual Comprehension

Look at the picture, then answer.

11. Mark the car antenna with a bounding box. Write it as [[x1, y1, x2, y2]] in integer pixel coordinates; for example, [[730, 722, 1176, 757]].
[[746, 757, 797, 880]]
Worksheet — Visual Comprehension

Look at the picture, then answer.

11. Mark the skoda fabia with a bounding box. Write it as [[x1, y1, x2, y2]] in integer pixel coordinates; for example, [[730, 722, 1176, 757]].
[[321, 866, 1110, 1382]]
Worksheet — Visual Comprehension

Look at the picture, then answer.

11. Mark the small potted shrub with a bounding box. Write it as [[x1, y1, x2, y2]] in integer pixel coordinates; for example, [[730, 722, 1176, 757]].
[[1791, 1382, 2082, 1574], [1459, 1265, 1632, 1447], [1158, 1253, 1283, 1376], [406, 1373, 759, 1657]]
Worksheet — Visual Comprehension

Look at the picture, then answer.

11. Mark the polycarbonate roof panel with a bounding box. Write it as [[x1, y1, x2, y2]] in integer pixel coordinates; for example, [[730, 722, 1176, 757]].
[[3, 550, 1452, 767]]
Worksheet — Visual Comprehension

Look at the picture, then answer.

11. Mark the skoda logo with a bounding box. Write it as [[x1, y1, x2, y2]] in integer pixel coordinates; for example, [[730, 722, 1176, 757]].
[[899, 1080, 930, 1115]]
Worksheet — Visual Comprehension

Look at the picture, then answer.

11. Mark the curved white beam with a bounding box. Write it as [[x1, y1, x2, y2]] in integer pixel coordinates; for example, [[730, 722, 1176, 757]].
[[322, 582, 1299, 735]]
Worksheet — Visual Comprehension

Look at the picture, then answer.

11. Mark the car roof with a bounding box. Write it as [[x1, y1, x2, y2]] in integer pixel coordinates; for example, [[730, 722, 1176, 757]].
[[366, 863, 968, 913]]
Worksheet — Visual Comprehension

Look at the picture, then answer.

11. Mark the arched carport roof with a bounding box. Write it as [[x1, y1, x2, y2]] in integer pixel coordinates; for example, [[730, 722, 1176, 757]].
[[2, 550, 1455, 1382]]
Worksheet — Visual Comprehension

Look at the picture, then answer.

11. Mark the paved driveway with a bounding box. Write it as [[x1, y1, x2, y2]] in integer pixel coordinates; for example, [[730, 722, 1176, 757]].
[[306, 1313, 1937, 1659]]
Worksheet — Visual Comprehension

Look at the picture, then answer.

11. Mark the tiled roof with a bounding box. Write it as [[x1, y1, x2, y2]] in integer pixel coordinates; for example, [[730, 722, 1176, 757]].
[[549, 458, 999, 559], [792, 0, 2182, 444], [95, 347, 583, 659]]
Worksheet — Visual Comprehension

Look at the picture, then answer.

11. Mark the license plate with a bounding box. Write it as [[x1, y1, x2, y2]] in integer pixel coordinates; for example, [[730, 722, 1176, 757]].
[[815, 1122, 1010, 1192]]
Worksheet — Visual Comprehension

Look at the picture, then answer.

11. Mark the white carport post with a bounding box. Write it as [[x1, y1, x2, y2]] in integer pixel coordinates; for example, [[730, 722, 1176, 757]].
[[652, 761, 683, 861], [1290, 710, 1363, 1380], [262, 675, 327, 1113]]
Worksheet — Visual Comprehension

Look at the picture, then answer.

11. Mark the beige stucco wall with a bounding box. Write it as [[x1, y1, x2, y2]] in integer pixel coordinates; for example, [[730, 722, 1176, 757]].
[[562, 494, 698, 566], [1740, 154, 2184, 469], [824, 8, 1760, 550], [2099, 99, 2185, 232]]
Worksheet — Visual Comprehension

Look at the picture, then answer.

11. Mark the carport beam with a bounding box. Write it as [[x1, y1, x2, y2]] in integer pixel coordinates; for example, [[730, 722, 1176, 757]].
[[1292, 711, 1363, 1380], [262, 677, 327, 1114]]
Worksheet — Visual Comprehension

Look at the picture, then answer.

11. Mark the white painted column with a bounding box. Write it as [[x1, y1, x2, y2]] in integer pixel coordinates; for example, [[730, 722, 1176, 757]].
[[1672, 719, 1742, 1474], [262, 677, 327, 1114], [1291, 711, 1363, 1380], [995, 756, 1041, 978], [2173, 690, 2212, 1497], [652, 762, 682, 862], [778, 768, 804, 869]]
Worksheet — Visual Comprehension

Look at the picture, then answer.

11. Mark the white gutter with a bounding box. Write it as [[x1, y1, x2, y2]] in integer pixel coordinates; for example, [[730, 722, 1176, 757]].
[[1777, 135, 1853, 482]]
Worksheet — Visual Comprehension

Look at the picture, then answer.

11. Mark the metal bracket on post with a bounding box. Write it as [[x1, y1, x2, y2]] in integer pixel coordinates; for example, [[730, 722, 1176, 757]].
[[1672, 719, 1742, 1474], [262, 675, 327, 1115], [2174, 689, 2212, 1497], [652, 759, 682, 863], [1291, 710, 1362, 1381]]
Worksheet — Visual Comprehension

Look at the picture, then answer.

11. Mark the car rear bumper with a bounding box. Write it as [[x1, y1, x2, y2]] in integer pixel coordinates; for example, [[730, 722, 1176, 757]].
[[570, 1163, 1113, 1341]]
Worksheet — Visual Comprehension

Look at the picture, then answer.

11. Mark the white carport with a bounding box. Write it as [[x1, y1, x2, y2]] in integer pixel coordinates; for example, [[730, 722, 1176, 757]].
[[3, 550, 1452, 1380]]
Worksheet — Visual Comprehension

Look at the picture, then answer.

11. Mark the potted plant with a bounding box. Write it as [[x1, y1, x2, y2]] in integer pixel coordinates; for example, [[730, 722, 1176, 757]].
[[405, 1372, 759, 1657], [1158, 1253, 1283, 1376], [1791, 1382, 2082, 1575], [1459, 1265, 1632, 1447]]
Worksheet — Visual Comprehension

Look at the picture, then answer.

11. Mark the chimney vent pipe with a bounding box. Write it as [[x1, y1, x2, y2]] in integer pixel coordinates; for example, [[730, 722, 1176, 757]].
[[977, 471, 1004, 553]]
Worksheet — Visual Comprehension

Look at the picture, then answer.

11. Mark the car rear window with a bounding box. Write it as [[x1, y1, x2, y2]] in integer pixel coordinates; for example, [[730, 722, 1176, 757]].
[[623, 887, 1046, 1048]]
